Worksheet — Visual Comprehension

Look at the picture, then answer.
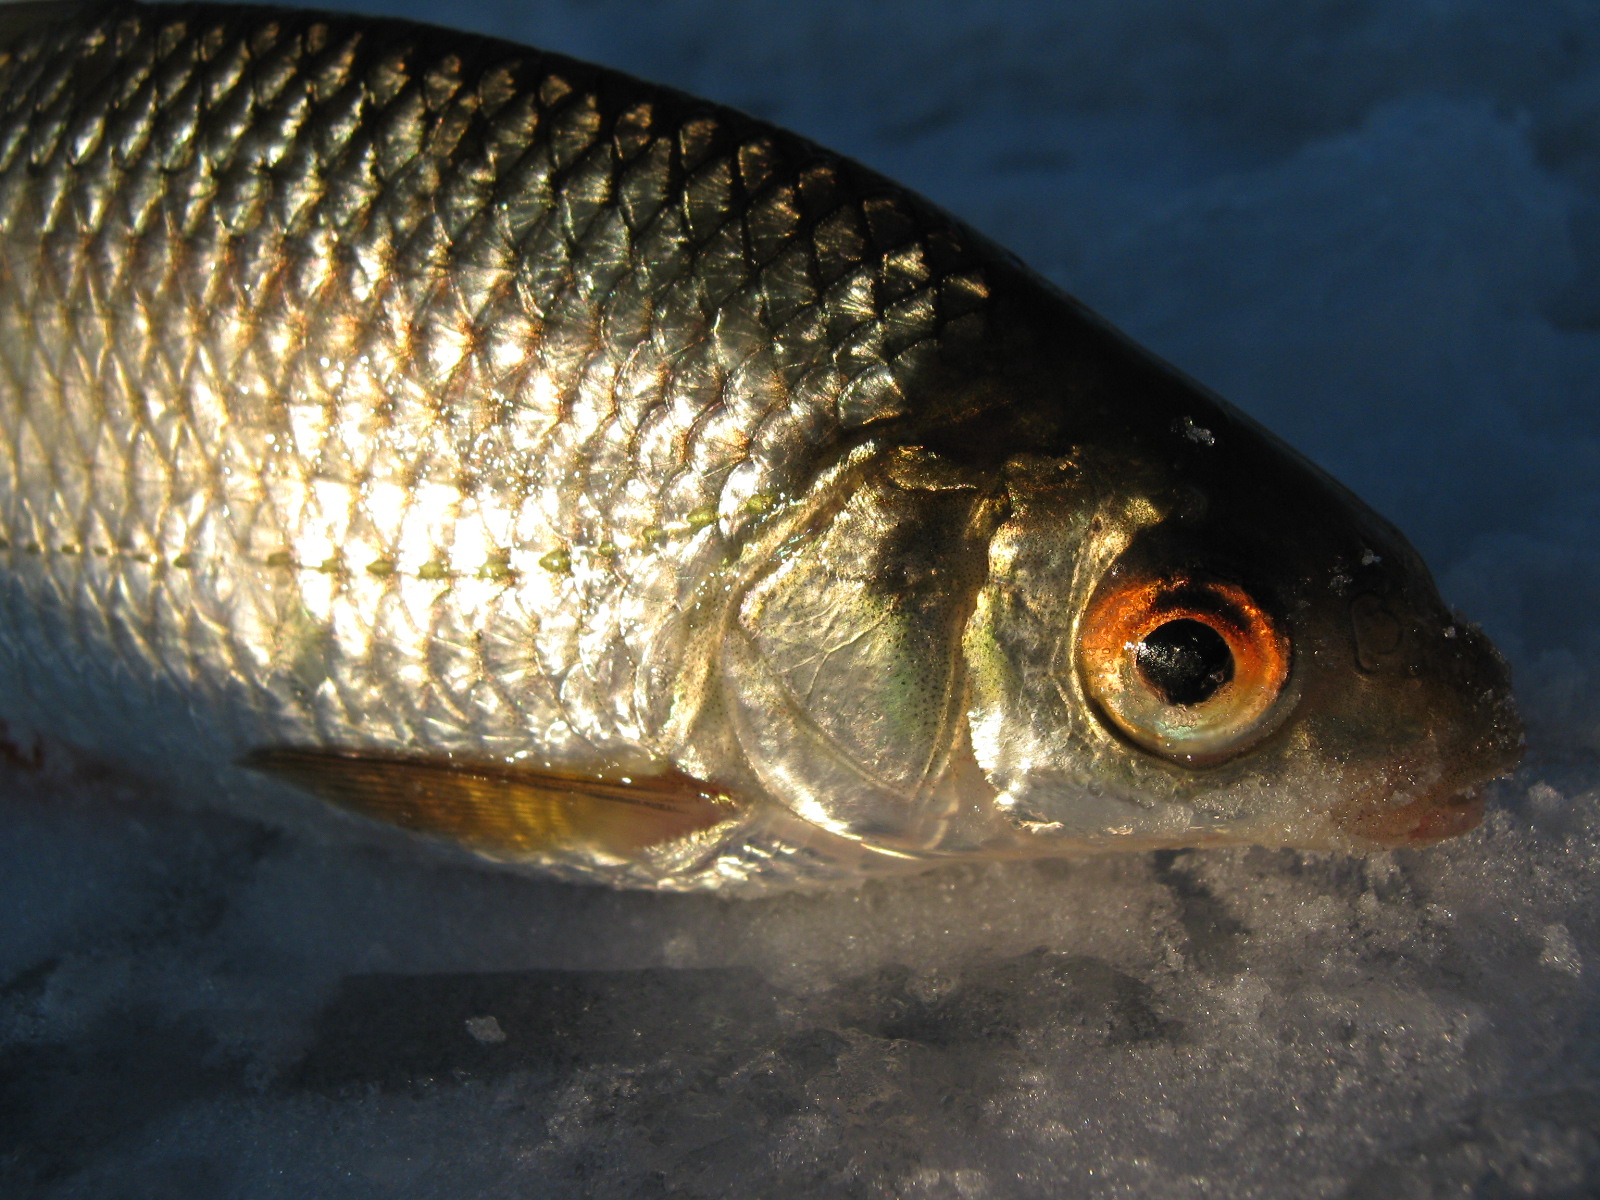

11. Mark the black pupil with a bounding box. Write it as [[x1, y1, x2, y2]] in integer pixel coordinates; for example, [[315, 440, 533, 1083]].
[[1134, 619, 1234, 706]]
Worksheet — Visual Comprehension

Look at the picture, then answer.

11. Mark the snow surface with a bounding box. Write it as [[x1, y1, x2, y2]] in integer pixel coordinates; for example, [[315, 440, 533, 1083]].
[[4, 0, 1600, 1196]]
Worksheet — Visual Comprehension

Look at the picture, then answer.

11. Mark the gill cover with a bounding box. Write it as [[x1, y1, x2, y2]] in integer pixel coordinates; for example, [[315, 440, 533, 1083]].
[[719, 448, 999, 851]]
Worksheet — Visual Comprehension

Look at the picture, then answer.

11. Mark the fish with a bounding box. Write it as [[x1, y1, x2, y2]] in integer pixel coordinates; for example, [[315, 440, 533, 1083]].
[[0, 0, 1522, 891]]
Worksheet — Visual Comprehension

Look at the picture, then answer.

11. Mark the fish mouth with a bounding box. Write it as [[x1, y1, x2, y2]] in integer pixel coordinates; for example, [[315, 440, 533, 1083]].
[[1332, 623, 1524, 848], [1336, 783, 1487, 847], [1332, 724, 1522, 847]]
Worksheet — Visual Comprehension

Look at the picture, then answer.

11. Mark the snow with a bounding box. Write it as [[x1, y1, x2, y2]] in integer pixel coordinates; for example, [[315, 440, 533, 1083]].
[[4, 0, 1599, 1196]]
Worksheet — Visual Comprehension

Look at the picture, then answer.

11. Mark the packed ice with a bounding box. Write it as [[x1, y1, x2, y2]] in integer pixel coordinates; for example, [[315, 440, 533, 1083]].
[[2, 0, 1598, 1195]]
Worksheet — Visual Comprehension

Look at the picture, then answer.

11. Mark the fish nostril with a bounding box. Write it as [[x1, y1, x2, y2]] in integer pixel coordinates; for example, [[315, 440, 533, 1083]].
[[1350, 592, 1404, 672]]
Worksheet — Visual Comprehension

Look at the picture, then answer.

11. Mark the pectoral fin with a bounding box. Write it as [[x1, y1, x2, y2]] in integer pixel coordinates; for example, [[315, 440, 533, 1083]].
[[244, 749, 740, 857]]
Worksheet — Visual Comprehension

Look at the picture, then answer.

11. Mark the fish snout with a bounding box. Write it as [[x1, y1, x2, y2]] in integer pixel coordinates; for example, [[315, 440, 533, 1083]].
[[1329, 591, 1522, 846]]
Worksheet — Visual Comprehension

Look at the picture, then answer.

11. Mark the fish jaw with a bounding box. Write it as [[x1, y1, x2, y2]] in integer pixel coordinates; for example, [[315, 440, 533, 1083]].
[[1326, 617, 1524, 848]]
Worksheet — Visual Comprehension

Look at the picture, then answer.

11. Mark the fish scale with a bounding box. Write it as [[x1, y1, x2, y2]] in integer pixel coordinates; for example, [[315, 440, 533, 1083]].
[[0, 2, 1522, 889], [0, 4, 983, 769]]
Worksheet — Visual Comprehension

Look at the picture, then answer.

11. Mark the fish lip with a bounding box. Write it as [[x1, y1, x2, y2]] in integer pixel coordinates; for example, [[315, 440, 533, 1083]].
[[1333, 777, 1494, 847], [1399, 785, 1486, 846]]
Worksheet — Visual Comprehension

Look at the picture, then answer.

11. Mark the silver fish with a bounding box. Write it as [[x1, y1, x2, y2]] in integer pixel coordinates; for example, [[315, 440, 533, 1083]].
[[0, 1, 1522, 890]]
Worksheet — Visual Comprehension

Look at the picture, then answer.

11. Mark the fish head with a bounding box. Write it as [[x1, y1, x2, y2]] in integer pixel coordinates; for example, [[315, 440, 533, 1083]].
[[961, 339, 1524, 854], [719, 286, 1520, 860]]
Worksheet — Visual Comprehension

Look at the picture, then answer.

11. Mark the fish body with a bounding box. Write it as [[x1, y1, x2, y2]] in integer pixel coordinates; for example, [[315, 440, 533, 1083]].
[[0, 1, 1521, 890]]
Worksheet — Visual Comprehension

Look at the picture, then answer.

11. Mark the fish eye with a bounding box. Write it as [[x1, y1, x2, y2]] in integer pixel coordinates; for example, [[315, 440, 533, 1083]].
[[1078, 575, 1290, 764]]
